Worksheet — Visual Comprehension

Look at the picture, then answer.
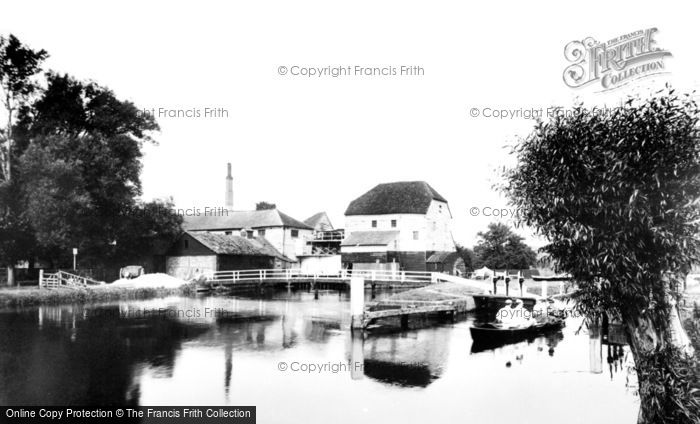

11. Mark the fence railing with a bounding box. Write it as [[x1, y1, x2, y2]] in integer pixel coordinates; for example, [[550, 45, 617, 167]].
[[39, 270, 103, 289], [207, 268, 436, 284]]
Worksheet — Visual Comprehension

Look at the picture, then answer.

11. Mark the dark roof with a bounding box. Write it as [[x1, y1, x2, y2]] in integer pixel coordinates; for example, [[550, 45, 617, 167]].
[[426, 251, 460, 263], [187, 232, 292, 261], [184, 209, 313, 231], [341, 231, 400, 246], [345, 181, 448, 216]]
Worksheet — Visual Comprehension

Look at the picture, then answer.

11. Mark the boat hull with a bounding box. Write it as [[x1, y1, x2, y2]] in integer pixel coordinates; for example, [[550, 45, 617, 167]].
[[469, 320, 565, 344]]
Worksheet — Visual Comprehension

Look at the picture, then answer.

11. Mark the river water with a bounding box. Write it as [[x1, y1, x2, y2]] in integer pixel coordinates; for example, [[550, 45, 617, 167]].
[[0, 289, 639, 423]]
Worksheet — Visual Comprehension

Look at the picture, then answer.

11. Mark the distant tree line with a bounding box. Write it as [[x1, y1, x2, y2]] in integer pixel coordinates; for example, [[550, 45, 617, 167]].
[[0, 34, 182, 284]]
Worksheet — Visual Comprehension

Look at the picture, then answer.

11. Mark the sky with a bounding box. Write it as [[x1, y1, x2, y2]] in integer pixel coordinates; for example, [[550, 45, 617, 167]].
[[3, 1, 699, 247]]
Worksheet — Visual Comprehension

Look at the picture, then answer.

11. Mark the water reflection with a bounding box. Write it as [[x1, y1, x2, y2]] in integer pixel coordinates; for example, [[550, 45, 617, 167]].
[[0, 290, 639, 423]]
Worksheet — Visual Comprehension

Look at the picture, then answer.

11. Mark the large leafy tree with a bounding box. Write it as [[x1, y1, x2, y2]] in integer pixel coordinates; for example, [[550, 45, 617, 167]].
[[504, 88, 700, 423], [14, 72, 182, 268], [472, 222, 536, 269], [0, 34, 47, 285]]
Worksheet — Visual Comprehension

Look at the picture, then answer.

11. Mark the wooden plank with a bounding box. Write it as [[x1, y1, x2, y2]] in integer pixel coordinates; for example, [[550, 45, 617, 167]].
[[364, 304, 455, 320]]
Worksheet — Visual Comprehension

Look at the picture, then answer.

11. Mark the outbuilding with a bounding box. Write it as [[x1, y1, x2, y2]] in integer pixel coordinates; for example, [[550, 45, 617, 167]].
[[166, 231, 292, 280]]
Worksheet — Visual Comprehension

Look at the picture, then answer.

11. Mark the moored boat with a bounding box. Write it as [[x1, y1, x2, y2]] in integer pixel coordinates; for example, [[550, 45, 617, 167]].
[[472, 294, 538, 312], [469, 319, 565, 343]]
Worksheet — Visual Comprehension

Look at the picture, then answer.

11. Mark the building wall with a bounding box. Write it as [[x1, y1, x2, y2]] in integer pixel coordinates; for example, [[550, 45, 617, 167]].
[[343, 200, 454, 253], [341, 252, 389, 266], [218, 255, 275, 270], [168, 233, 213, 256], [166, 255, 217, 280], [387, 251, 427, 272], [299, 255, 342, 274]]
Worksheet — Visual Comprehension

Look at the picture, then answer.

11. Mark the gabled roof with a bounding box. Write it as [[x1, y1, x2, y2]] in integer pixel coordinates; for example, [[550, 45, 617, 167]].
[[341, 231, 400, 246], [184, 208, 313, 231], [187, 231, 293, 261], [345, 181, 448, 216], [304, 212, 333, 230]]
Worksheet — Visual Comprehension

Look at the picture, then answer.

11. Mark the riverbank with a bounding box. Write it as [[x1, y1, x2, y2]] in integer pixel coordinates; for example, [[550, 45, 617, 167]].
[[0, 283, 197, 308]]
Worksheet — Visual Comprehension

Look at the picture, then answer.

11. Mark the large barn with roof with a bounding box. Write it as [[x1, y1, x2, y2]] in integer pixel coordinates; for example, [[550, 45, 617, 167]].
[[183, 208, 314, 262], [341, 181, 456, 272]]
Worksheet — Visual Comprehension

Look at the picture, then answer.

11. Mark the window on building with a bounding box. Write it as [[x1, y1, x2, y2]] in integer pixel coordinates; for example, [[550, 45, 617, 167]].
[[247, 230, 254, 238], [413, 231, 419, 240], [391, 219, 397, 228], [371, 220, 377, 228], [258, 229, 266, 237], [291, 229, 299, 238], [225, 231, 232, 235], [184, 239, 189, 249]]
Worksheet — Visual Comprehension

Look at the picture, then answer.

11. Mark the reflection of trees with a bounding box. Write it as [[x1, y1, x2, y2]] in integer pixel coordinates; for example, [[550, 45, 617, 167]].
[[0, 305, 209, 406]]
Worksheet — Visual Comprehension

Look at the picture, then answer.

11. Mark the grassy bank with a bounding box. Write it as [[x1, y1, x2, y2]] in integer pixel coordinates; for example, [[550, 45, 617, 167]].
[[0, 283, 198, 308]]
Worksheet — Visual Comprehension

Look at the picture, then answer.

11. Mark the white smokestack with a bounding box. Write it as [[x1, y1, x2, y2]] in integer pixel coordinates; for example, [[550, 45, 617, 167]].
[[225, 163, 233, 210]]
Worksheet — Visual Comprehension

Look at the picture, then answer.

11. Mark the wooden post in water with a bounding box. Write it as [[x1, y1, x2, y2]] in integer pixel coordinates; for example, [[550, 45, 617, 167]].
[[39, 269, 44, 288], [350, 277, 365, 330], [518, 271, 523, 296]]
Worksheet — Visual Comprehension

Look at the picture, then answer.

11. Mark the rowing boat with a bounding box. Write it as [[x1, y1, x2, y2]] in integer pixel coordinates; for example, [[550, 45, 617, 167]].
[[469, 319, 565, 343]]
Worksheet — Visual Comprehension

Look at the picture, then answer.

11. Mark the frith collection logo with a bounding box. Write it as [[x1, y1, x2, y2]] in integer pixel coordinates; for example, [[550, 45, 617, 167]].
[[563, 28, 671, 91]]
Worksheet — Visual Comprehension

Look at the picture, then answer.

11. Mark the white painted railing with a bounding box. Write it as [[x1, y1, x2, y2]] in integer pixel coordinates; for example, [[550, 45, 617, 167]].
[[207, 268, 435, 284], [39, 270, 103, 289]]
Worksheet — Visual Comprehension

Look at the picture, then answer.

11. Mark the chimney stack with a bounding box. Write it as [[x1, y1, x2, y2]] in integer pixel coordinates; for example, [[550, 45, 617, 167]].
[[225, 163, 233, 210]]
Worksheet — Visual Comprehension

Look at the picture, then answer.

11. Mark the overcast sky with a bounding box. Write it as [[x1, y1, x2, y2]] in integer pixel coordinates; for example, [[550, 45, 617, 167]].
[[4, 1, 699, 247]]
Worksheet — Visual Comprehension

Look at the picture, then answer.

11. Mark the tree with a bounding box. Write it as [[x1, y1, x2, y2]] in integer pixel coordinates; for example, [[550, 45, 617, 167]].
[[455, 243, 475, 272], [0, 34, 47, 285], [0, 34, 47, 182], [472, 222, 536, 270], [255, 201, 276, 210], [504, 88, 700, 423], [14, 72, 171, 267]]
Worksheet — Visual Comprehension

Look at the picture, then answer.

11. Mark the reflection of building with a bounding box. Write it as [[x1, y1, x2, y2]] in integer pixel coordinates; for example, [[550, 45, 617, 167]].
[[341, 181, 455, 272], [166, 231, 293, 279]]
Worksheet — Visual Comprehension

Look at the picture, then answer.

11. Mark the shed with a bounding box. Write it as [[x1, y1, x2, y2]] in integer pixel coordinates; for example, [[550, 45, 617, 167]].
[[166, 231, 292, 280], [426, 252, 466, 276]]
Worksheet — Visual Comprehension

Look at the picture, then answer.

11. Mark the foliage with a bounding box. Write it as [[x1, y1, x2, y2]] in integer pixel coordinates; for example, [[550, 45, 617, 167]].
[[634, 346, 700, 423], [504, 87, 700, 423], [504, 88, 700, 323], [0, 34, 47, 273], [0, 34, 181, 271], [472, 222, 536, 269], [255, 201, 276, 210], [455, 243, 475, 271]]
